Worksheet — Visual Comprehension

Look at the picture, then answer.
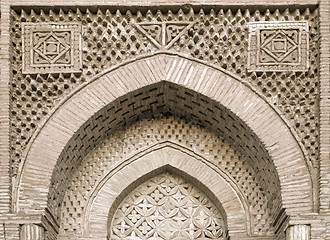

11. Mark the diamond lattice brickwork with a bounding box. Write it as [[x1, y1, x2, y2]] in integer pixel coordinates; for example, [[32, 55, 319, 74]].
[[11, 8, 319, 181], [111, 172, 225, 240], [59, 114, 276, 237]]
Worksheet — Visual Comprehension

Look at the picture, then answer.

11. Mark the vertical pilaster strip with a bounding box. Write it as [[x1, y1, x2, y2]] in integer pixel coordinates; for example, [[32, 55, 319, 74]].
[[20, 224, 44, 240], [319, 0, 330, 212], [0, 2, 12, 213], [286, 225, 311, 240]]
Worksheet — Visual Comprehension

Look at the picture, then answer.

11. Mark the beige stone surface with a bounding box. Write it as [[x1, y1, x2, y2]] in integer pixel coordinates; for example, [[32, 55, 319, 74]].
[[0, 1, 329, 240]]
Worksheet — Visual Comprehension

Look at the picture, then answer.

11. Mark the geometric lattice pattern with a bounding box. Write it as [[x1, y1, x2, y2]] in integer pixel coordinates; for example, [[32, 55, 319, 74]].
[[11, 8, 319, 181], [111, 172, 225, 239], [22, 23, 82, 74], [59, 115, 276, 238], [248, 21, 309, 71]]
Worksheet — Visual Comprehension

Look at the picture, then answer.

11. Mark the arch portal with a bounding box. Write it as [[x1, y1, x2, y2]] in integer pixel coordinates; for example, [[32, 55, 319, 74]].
[[110, 171, 226, 239], [84, 145, 247, 239], [15, 53, 313, 239]]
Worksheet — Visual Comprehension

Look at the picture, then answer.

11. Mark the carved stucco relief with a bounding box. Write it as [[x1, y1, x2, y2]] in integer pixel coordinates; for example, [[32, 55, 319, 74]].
[[110, 172, 225, 239], [22, 22, 82, 73], [247, 21, 309, 72]]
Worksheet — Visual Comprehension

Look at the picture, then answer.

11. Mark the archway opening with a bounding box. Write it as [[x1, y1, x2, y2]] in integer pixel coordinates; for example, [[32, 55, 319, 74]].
[[108, 169, 228, 239], [58, 114, 277, 239], [49, 82, 281, 228], [16, 55, 313, 239]]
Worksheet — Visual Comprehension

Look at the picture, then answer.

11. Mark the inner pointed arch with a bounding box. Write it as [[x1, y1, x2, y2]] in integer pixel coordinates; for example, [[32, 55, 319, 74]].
[[107, 166, 229, 240]]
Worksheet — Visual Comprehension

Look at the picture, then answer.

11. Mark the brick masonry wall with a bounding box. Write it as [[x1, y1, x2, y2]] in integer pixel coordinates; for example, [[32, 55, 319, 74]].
[[0, 223, 19, 240], [9, 5, 319, 216], [0, 3, 11, 214], [0, 0, 329, 240], [17, 54, 313, 217], [319, 0, 330, 215], [60, 115, 276, 237], [9, 6, 320, 182]]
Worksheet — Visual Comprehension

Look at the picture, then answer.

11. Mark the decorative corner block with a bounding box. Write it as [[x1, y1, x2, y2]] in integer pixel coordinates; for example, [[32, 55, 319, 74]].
[[22, 22, 82, 74], [247, 21, 309, 72]]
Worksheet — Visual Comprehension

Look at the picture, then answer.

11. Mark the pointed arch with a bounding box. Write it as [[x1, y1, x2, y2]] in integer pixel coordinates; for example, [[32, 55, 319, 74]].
[[15, 53, 313, 220], [85, 145, 248, 239]]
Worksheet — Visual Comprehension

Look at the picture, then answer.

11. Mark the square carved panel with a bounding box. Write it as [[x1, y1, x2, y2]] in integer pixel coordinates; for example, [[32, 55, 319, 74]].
[[247, 21, 309, 72], [22, 23, 82, 74]]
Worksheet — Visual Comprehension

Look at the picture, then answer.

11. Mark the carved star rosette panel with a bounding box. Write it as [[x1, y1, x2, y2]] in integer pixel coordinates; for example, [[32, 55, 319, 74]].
[[247, 21, 309, 72], [22, 23, 82, 74], [110, 172, 225, 239]]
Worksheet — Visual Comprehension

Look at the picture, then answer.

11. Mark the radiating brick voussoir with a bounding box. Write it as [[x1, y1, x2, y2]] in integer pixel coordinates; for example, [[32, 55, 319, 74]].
[[17, 54, 312, 216], [87, 146, 247, 238]]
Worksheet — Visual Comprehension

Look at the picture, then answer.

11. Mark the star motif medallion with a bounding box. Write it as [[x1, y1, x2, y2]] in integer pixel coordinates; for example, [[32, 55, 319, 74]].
[[33, 31, 71, 64], [260, 30, 298, 63], [247, 21, 309, 72], [22, 23, 82, 74]]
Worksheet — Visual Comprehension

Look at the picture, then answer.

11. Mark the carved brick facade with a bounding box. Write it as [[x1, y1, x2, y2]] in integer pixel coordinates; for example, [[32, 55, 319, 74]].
[[0, 1, 329, 240], [110, 172, 225, 239], [22, 22, 82, 74], [247, 21, 309, 71]]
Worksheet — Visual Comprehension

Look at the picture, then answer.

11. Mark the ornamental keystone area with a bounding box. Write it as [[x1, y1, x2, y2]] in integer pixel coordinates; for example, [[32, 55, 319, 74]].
[[0, 3, 329, 240]]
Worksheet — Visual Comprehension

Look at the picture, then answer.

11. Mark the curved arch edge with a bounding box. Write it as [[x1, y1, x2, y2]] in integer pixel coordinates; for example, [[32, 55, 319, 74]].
[[17, 52, 311, 189], [83, 144, 250, 238], [15, 53, 314, 216]]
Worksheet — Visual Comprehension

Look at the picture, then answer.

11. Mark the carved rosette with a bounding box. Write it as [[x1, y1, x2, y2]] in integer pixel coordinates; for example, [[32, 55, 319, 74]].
[[110, 172, 225, 239], [247, 21, 309, 72], [22, 22, 82, 74]]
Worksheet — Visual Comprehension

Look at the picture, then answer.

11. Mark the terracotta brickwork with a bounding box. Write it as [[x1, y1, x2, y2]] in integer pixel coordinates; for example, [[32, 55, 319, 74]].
[[16, 54, 312, 239], [0, 0, 329, 240]]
